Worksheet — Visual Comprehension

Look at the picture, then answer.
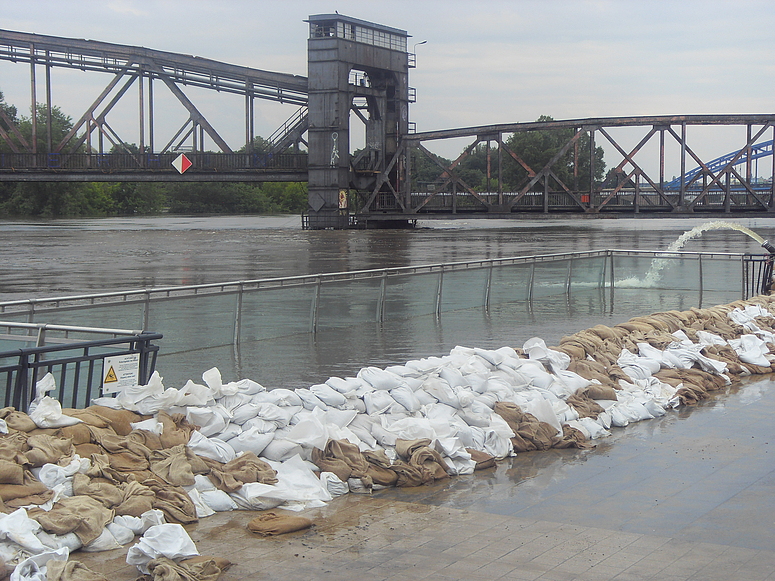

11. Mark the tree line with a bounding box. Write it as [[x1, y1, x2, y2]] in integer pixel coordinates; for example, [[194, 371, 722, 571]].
[[0, 91, 307, 218], [2, 89, 606, 217]]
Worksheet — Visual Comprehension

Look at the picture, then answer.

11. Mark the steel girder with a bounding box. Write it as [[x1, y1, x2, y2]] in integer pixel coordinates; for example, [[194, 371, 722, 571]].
[[389, 114, 775, 215], [0, 29, 308, 157]]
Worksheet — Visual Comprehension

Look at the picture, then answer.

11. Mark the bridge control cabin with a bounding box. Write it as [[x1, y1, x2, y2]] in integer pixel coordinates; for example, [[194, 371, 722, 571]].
[[305, 14, 412, 229]]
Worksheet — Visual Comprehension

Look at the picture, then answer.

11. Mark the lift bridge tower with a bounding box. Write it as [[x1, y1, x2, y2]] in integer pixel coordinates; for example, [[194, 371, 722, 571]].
[[305, 14, 412, 229]]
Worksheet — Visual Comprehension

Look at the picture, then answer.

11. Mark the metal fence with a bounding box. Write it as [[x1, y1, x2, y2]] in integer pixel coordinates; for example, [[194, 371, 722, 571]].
[[0, 249, 767, 343], [0, 323, 162, 412]]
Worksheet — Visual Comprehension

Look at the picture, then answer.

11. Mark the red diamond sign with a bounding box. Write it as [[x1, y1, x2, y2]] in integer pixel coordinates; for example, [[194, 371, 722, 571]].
[[172, 153, 192, 174]]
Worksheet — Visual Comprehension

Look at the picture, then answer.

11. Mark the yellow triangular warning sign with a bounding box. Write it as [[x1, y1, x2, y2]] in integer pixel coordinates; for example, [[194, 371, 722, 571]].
[[104, 366, 118, 383]]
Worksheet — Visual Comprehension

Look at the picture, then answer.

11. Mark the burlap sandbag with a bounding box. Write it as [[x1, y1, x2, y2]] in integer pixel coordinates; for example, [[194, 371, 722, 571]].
[[362, 449, 399, 486], [0, 469, 48, 502], [72, 473, 124, 508], [247, 511, 313, 536], [202, 451, 277, 493], [494, 401, 559, 452], [466, 448, 496, 471], [30, 495, 114, 544], [157, 412, 197, 449], [24, 434, 75, 467], [139, 556, 226, 581], [46, 560, 109, 581], [0, 408, 37, 432]]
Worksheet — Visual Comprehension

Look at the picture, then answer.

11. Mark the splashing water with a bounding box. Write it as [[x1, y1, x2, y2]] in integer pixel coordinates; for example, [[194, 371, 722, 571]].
[[641, 221, 765, 286]]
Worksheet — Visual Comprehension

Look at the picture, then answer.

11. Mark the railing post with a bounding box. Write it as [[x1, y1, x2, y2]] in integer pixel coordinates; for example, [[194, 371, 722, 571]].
[[698, 254, 703, 307], [528, 259, 536, 303], [310, 275, 322, 334], [143, 290, 151, 331], [484, 261, 493, 312], [566, 258, 573, 295], [609, 251, 615, 308], [234, 282, 244, 346], [377, 271, 387, 323], [435, 267, 444, 318]]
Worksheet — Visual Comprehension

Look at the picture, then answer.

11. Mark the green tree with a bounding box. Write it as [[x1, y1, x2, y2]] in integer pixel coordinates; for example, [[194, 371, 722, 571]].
[[15, 103, 75, 152], [503, 115, 605, 192], [0, 90, 20, 154]]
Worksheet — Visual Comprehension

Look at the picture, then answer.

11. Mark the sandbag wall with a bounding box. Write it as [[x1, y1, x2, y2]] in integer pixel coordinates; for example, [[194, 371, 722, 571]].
[[1, 295, 775, 579]]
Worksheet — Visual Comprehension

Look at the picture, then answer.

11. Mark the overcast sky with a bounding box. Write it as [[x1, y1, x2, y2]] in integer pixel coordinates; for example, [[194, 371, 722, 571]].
[[2, 0, 774, 173]]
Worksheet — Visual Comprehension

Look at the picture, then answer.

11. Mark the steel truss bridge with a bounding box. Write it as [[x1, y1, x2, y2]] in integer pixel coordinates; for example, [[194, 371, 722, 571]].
[[1, 22, 775, 224]]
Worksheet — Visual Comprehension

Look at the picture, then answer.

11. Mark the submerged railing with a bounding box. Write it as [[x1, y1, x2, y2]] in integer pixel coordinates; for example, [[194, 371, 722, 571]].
[[0, 249, 768, 344]]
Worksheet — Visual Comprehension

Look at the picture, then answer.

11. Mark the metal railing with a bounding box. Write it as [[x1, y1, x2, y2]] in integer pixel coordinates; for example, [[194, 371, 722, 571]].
[[0, 152, 308, 173], [0, 249, 765, 339], [0, 324, 162, 412]]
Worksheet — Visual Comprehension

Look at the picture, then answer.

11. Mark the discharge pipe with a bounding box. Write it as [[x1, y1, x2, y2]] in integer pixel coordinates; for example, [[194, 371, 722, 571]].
[[762, 240, 775, 254]]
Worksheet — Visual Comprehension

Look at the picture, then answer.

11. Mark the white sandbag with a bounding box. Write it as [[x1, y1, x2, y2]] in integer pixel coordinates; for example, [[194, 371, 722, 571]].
[[357, 367, 403, 390], [438, 366, 470, 388], [252, 402, 295, 428], [320, 472, 349, 497], [241, 417, 278, 434], [233, 378, 265, 395], [131, 417, 163, 434], [106, 522, 136, 546], [483, 428, 513, 459], [617, 348, 661, 380], [364, 390, 397, 415], [254, 388, 303, 407], [568, 417, 610, 439], [10, 547, 69, 581], [696, 330, 727, 346], [259, 438, 303, 462], [413, 388, 438, 406], [81, 527, 122, 552], [285, 414, 329, 449], [309, 383, 348, 407], [315, 408, 357, 428], [29, 397, 82, 429], [187, 431, 236, 464], [225, 426, 274, 456], [34, 530, 81, 552], [342, 397, 367, 413], [294, 388, 328, 411], [0, 509, 47, 554], [126, 523, 199, 574], [422, 377, 459, 408], [269, 454, 334, 504], [516, 361, 556, 390], [523, 337, 570, 372], [521, 396, 562, 435], [186, 488, 216, 519], [230, 402, 262, 425], [229, 482, 285, 510], [729, 334, 772, 367], [185, 404, 231, 437], [324, 376, 359, 394], [174, 380, 212, 407], [112, 515, 145, 536], [200, 489, 238, 512], [384, 364, 421, 378], [218, 422, 243, 441], [390, 386, 421, 413]]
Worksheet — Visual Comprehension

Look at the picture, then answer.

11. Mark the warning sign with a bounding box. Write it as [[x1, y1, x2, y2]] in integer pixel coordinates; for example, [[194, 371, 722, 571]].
[[102, 353, 140, 394]]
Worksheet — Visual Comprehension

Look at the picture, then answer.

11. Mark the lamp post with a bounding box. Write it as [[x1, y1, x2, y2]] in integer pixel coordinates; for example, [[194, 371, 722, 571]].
[[413, 40, 427, 52]]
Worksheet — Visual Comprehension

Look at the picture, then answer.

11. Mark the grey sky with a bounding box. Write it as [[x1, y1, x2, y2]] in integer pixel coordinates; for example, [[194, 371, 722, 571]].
[[2, 0, 774, 171]]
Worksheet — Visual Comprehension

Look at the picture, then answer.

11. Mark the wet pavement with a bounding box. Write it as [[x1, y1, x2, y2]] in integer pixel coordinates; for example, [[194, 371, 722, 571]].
[[77, 375, 775, 581]]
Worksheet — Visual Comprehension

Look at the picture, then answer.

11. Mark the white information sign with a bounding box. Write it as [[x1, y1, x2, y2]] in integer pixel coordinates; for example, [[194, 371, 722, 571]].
[[102, 353, 140, 394]]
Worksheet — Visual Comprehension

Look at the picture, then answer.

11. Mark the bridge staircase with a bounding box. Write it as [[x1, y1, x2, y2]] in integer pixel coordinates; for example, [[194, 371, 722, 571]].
[[267, 107, 309, 155]]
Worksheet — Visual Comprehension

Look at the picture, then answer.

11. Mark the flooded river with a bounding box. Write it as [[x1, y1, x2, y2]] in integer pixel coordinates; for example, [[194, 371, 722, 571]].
[[2, 214, 775, 388]]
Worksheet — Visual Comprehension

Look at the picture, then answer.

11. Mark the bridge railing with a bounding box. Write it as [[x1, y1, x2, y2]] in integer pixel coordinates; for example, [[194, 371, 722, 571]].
[[0, 152, 308, 173]]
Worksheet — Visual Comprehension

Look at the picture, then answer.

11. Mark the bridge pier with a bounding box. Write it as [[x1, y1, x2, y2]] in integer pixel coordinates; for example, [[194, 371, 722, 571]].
[[304, 14, 411, 229]]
